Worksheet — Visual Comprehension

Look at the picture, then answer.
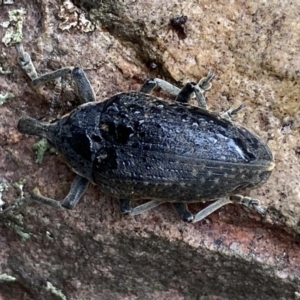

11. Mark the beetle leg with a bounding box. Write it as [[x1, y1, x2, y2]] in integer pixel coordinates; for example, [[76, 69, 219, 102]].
[[192, 198, 232, 223], [140, 78, 181, 95], [230, 195, 267, 215], [49, 77, 62, 115], [172, 202, 194, 222], [139, 79, 158, 94], [143, 79, 209, 107], [31, 175, 89, 210], [222, 104, 246, 121], [175, 73, 214, 108], [16, 43, 95, 106], [140, 72, 214, 109], [1, 175, 90, 213], [197, 71, 215, 92], [129, 200, 163, 216], [194, 71, 215, 109], [30, 175, 89, 210], [15, 43, 67, 116], [31, 67, 95, 104], [71, 67, 96, 103], [15, 43, 38, 81], [119, 199, 132, 214], [61, 175, 90, 209], [2, 188, 64, 213], [176, 82, 197, 103], [30, 188, 65, 209]]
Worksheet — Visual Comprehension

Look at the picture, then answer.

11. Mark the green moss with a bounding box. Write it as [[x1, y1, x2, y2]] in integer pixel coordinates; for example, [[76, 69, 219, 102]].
[[46, 282, 67, 300], [12, 179, 26, 198], [2, 8, 26, 46], [32, 138, 52, 164], [0, 274, 16, 282], [0, 93, 14, 105]]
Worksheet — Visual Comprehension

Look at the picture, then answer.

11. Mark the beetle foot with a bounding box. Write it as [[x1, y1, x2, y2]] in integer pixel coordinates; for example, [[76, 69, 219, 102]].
[[230, 195, 267, 216], [193, 71, 215, 109], [197, 71, 215, 92], [222, 104, 246, 121]]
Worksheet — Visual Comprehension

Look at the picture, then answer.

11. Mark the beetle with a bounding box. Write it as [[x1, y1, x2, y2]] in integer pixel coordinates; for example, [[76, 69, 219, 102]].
[[3, 43, 274, 223]]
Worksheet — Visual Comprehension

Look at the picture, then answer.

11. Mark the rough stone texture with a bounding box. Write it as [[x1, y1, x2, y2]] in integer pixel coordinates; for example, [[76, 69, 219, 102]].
[[0, 0, 300, 299]]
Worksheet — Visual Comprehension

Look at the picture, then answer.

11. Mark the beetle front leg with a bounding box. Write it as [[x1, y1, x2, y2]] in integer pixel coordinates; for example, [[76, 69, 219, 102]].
[[61, 175, 90, 209], [16, 43, 95, 105], [16, 43, 66, 112], [2, 175, 89, 214], [31, 67, 96, 104], [176, 71, 215, 108], [1, 190, 63, 214], [194, 71, 215, 109], [28, 175, 89, 210], [31, 175, 89, 210], [140, 78, 206, 106]]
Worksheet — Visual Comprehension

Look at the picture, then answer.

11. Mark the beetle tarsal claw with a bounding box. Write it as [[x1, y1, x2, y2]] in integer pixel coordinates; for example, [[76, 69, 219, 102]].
[[197, 71, 215, 91], [230, 195, 267, 216], [252, 204, 267, 215], [222, 104, 246, 121]]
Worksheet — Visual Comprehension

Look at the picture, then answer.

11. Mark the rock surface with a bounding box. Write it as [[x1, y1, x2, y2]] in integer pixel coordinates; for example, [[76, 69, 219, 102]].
[[0, 0, 300, 299]]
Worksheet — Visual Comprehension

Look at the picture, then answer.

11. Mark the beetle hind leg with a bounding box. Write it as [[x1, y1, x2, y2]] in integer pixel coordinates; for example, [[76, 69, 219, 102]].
[[192, 198, 233, 223], [230, 194, 267, 215], [192, 195, 266, 224]]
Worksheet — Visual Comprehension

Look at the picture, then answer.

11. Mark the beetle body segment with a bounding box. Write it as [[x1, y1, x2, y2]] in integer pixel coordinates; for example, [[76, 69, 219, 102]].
[[18, 92, 274, 203]]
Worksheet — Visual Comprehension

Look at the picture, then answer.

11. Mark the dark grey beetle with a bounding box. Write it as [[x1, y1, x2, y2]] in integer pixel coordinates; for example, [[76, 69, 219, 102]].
[[4, 44, 274, 223]]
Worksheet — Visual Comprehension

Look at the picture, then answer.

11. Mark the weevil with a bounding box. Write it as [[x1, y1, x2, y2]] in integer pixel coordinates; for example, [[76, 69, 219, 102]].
[[3, 43, 274, 223]]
